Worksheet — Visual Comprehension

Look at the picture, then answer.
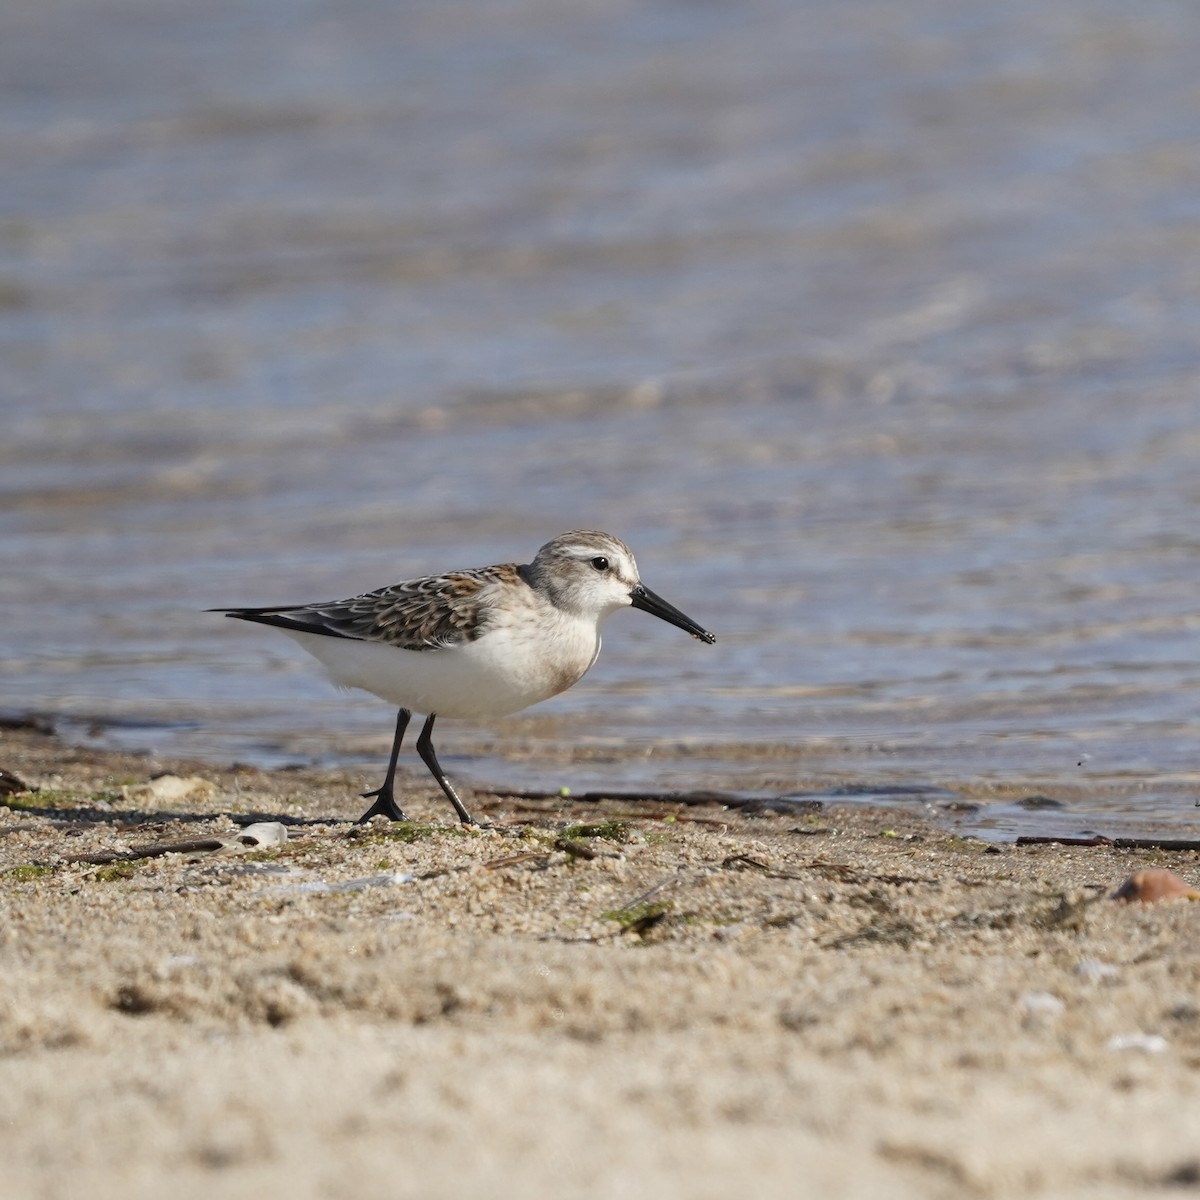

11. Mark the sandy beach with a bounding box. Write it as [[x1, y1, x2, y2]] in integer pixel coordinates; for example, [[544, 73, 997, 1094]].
[[1, 722, 1197, 1199]]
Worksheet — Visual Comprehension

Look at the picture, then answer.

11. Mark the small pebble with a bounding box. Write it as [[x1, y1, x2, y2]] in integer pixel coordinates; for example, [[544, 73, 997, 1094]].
[[1112, 869, 1199, 904], [1075, 959, 1120, 984], [1018, 991, 1065, 1018], [126, 774, 217, 803]]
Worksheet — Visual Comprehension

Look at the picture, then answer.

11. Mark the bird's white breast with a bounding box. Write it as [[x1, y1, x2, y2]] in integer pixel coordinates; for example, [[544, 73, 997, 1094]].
[[283, 605, 601, 720]]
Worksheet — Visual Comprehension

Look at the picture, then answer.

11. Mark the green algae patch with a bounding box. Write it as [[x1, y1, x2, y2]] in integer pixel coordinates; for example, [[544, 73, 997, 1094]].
[[5, 863, 55, 882], [561, 820, 632, 843], [353, 821, 471, 847], [90, 862, 138, 883], [600, 900, 672, 936]]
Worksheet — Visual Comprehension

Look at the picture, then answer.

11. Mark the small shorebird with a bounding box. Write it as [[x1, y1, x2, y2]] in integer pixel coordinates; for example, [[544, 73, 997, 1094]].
[[212, 530, 715, 824]]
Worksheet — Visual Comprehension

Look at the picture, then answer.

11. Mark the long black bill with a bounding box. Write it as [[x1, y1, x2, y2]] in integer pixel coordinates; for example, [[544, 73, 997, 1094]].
[[629, 583, 716, 644]]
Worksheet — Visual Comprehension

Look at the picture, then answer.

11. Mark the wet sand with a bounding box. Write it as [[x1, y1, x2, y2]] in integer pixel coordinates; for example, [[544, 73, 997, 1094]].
[[1, 723, 1198, 1199]]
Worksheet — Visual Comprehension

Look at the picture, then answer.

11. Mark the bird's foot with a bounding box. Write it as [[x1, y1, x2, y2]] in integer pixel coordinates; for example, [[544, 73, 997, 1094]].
[[449, 800, 483, 827], [437, 784, 478, 827], [357, 787, 409, 823]]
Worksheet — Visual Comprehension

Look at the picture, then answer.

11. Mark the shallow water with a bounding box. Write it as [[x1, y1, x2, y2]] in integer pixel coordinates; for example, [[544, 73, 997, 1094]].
[[3, 0, 1200, 836]]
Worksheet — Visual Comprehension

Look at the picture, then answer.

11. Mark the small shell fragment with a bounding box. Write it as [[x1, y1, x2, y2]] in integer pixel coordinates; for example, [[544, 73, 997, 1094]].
[[236, 822, 289, 848], [1112, 869, 1200, 904], [1107, 1032, 1168, 1054]]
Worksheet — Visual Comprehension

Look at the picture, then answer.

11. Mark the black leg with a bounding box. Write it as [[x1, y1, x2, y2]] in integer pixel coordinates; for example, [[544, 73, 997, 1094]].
[[357, 708, 412, 822], [415, 714, 476, 825]]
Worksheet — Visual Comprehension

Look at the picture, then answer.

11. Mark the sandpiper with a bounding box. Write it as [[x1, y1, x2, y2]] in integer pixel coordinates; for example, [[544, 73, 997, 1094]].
[[211, 530, 715, 823]]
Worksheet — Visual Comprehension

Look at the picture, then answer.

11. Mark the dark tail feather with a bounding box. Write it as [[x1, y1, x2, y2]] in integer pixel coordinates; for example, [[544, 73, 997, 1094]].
[[207, 606, 357, 639]]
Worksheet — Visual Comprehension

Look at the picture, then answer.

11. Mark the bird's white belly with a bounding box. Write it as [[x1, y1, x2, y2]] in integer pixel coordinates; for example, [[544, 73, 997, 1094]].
[[284, 621, 600, 719]]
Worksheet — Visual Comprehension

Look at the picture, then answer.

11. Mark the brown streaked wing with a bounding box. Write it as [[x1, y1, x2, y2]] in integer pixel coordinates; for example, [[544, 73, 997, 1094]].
[[300, 563, 524, 650]]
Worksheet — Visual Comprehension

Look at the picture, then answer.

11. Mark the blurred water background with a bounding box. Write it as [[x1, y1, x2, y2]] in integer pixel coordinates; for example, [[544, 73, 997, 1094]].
[[3, 0, 1200, 836]]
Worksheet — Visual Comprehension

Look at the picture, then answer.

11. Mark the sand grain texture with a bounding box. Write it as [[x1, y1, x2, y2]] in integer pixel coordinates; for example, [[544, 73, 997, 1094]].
[[1, 727, 1198, 1199]]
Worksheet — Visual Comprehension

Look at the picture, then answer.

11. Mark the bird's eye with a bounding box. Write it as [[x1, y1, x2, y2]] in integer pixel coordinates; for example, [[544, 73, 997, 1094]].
[[590, 556, 610, 572]]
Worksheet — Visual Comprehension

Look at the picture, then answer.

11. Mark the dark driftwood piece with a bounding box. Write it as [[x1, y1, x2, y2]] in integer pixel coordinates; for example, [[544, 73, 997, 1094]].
[[1016, 834, 1200, 852], [63, 838, 227, 865]]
